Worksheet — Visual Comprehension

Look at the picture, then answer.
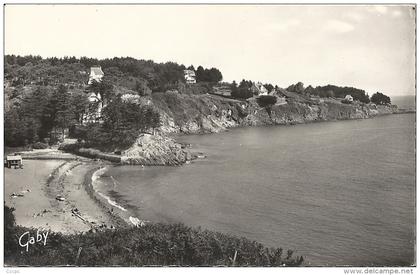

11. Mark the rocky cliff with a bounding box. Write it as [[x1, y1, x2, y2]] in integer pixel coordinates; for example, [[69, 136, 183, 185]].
[[150, 91, 398, 135], [60, 91, 400, 166], [121, 134, 191, 166]]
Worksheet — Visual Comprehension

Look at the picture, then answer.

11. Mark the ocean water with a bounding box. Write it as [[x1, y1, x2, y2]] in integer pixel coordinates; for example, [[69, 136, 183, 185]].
[[392, 95, 416, 110], [95, 113, 416, 266]]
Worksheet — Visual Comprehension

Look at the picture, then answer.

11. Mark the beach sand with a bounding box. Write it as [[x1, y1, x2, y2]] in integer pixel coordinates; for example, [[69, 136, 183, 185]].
[[5, 158, 122, 234]]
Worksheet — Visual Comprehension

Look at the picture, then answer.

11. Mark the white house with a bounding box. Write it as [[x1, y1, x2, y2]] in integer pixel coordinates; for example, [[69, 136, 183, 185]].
[[344, 95, 353, 102], [88, 66, 104, 84], [252, 82, 268, 96], [88, 91, 102, 103], [184, 70, 196, 84], [5, 155, 23, 168], [81, 92, 103, 124]]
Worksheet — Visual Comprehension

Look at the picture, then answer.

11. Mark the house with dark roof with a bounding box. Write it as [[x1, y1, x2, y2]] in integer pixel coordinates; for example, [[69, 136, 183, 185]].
[[88, 66, 104, 84], [184, 70, 196, 84], [251, 82, 268, 96], [5, 155, 23, 169]]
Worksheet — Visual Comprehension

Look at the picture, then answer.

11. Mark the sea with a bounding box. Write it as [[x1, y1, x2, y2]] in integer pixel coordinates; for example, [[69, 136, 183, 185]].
[[93, 96, 416, 266]]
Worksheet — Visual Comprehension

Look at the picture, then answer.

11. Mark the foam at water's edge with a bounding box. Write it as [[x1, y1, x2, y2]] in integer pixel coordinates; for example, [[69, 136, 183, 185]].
[[91, 166, 127, 212], [96, 191, 128, 212], [91, 166, 108, 187]]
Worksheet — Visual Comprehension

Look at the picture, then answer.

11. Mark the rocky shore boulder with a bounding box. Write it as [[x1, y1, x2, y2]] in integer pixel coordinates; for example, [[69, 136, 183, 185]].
[[121, 134, 190, 166]]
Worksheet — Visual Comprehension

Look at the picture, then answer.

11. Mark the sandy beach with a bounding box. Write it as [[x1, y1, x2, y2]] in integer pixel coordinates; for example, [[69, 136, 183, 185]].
[[4, 152, 125, 234]]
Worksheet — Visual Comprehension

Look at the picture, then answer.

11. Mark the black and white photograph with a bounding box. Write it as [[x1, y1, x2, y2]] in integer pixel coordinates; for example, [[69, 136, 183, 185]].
[[2, 2, 417, 272]]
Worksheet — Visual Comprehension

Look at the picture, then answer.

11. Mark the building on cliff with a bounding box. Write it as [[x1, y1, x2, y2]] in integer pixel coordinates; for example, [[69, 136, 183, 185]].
[[82, 91, 104, 124], [344, 95, 354, 102], [88, 66, 104, 84], [83, 66, 105, 123], [251, 82, 268, 96], [184, 70, 196, 84]]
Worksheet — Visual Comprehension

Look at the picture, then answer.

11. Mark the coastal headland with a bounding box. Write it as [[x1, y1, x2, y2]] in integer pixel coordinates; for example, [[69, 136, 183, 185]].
[[6, 92, 408, 234], [4, 55, 414, 266], [60, 91, 407, 166]]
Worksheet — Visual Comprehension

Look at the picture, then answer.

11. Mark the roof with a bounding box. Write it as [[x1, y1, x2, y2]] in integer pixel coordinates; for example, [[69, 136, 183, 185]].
[[184, 69, 196, 76], [88, 92, 101, 102], [90, 66, 104, 76], [6, 155, 22, 161]]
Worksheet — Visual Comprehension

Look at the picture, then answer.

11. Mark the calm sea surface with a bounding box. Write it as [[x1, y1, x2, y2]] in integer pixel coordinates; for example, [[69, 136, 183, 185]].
[[96, 112, 416, 266], [392, 95, 416, 110]]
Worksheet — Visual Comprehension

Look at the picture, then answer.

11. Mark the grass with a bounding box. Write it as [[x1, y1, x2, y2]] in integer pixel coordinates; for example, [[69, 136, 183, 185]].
[[4, 205, 303, 267]]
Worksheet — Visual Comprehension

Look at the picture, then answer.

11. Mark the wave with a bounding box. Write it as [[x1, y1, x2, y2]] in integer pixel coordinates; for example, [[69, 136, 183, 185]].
[[91, 166, 108, 186], [91, 166, 127, 212], [110, 175, 119, 188], [96, 191, 128, 212]]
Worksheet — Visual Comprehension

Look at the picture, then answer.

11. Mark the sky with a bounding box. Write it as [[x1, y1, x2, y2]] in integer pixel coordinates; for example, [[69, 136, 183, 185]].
[[4, 4, 416, 96]]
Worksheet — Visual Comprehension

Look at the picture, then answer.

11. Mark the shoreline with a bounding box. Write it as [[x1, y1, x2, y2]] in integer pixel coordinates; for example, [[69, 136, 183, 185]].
[[4, 157, 130, 234], [82, 164, 131, 229], [171, 110, 415, 140], [4, 112, 415, 234]]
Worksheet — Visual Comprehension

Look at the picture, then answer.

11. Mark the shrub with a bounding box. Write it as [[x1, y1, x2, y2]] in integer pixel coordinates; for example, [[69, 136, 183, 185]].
[[257, 95, 277, 107], [58, 142, 83, 152], [32, 142, 49, 149], [231, 88, 253, 100], [341, 99, 352, 104], [4, 205, 17, 257], [4, 205, 303, 267]]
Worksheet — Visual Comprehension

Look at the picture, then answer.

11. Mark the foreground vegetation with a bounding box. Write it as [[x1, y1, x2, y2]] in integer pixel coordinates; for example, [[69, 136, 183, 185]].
[[4, 206, 303, 266]]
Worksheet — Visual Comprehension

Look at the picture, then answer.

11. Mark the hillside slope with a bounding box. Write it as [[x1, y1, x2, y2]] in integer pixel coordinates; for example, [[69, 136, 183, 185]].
[[150, 91, 398, 135]]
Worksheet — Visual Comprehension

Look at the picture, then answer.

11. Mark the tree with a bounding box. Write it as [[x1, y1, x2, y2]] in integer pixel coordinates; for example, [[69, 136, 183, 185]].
[[20, 86, 53, 142], [287, 82, 305, 93], [135, 80, 152, 96], [86, 96, 161, 149], [231, 79, 254, 99], [196, 66, 205, 82], [5, 108, 24, 146], [325, 90, 335, 98], [89, 79, 114, 103], [207, 68, 223, 82], [257, 95, 277, 117], [231, 80, 237, 89], [257, 95, 277, 107], [69, 90, 90, 124], [263, 84, 274, 93], [370, 92, 391, 105], [52, 85, 76, 134], [304, 85, 315, 95], [195, 66, 223, 83]]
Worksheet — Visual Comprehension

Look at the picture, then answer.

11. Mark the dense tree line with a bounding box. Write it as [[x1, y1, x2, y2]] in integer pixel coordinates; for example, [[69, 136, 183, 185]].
[[5, 85, 89, 147], [5, 80, 161, 149], [308, 84, 370, 103], [5, 55, 224, 93]]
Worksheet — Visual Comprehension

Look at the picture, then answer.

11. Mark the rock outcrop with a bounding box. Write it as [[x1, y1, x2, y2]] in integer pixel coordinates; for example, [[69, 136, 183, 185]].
[[150, 92, 399, 135], [121, 134, 190, 166]]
